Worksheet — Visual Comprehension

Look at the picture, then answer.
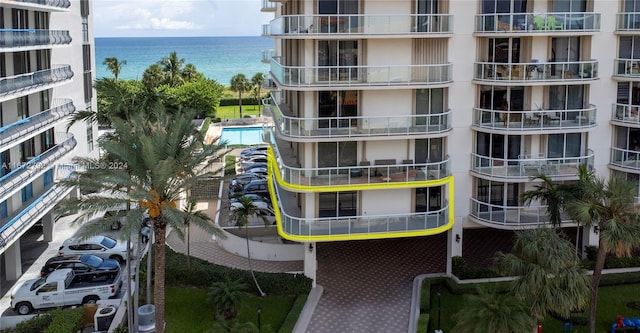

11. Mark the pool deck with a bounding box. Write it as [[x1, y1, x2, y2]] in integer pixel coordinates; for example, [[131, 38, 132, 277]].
[[205, 116, 273, 145]]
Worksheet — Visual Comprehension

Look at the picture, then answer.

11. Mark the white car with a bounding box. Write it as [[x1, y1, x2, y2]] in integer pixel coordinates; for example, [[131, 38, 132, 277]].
[[58, 235, 129, 264]]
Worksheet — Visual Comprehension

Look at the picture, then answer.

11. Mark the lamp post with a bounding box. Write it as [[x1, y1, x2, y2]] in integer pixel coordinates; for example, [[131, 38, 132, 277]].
[[257, 304, 262, 333]]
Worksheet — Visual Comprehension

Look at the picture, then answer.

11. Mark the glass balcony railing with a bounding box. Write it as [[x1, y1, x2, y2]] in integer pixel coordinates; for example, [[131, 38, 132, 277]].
[[616, 13, 640, 31], [261, 0, 276, 11], [267, 14, 453, 36], [475, 12, 600, 33], [262, 24, 270, 36], [469, 198, 571, 227], [0, 133, 76, 201], [0, 65, 73, 99], [269, 94, 451, 140], [271, 58, 452, 88], [614, 58, 640, 78], [0, 29, 71, 49], [0, 164, 75, 250], [0, 99, 75, 151], [474, 60, 598, 83], [470, 150, 594, 179], [472, 106, 596, 131], [612, 103, 640, 124], [262, 49, 275, 64], [610, 147, 640, 171], [8, 0, 70, 9]]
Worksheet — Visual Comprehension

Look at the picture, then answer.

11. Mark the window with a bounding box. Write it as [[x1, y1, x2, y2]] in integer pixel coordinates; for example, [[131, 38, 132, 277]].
[[17, 96, 29, 120], [87, 126, 94, 152], [20, 138, 35, 162], [547, 133, 582, 158], [476, 132, 522, 165], [40, 90, 50, 111], [0, 54, 5, 77], [318, 142, 357, 175], [317, 40, 358, 81], [1, 201, 7, 219], [80, 0, 90, 16], [415, 89, 445, 125], [36, 49, 50, 71], [43, 169, 53, 187], [476, 179, 520, 210], [21, 183, 33, 203], [319, 191, 357, 217], [548, 85, 584, 121], [0, 8, 4, 29], [83, 45, 91, 71], [0, 151, 11, 177], [416, 138, 444, 164], [82, 17, 89, 43], [488, 38, 520, 63], [11, 9, 28, 29], [318, 91, 358, 128], [415, 186, 442, 212], [34, 11, 49, 30], [553, 0, 586, 12], [39, 283, 58, 293], [13, 52, 31, 75], [84, 72, 93, 102], [41, 128, 54, 151], [318, 0, 359, 32]]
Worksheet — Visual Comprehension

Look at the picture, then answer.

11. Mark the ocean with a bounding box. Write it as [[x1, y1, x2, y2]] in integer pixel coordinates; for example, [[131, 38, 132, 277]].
[[95, 36, 273, 86]]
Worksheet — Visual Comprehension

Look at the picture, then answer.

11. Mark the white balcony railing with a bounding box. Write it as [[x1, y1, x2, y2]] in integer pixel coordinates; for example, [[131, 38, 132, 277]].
[[475, 12, 600, 33], [0, 29, 71, 49], [469, 198, 571, 227], [612, 103, 640, 124], [616, 13, 640, 31], [271, 58, 452, 88], [262, 49, 276, 64], [470, 150, 595, 179], [614, 58, 640, 78], [610, 147, 640, 171], [0, 65, 73, 99], [474, 60, 598, 83], [472, 106, 596, 131], [261, 0, 276, 11], [8, 0, 70, 9]]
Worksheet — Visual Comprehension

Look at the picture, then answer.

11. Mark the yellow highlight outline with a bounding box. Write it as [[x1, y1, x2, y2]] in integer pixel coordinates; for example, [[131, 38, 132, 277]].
[[266, 146, 455, 242]]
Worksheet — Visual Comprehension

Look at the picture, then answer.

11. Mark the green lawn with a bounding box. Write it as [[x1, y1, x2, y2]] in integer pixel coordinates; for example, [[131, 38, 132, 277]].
[[165, 286, 296, 333], [427, 282, 640, 332], [217, 105, 263, 119]]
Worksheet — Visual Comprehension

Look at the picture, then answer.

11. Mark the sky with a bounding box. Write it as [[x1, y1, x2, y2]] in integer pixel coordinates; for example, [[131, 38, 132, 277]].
[[92, 0, 273, 37]]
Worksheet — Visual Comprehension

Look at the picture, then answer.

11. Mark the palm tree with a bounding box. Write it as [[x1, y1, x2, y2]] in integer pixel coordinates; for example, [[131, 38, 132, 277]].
[[230, 196, 270, 296], [207, 278, 250, 320], [497, 228, 591, 327], [103, 57, 127, 81], [521, 174, 571, 227], [250, 73, 264, 116], [142, 64, 166, 90], [159, 51, 185, 87], [451, 288, 534, 333], [564, 175, 640, 333], [183, 198, 223, 269], [182, 63, 199, 82], [58, 108, 226, 329], [230, 74, 251, 118]]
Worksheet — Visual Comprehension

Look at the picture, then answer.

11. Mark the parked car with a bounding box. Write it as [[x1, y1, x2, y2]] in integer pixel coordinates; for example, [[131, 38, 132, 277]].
[[240, 145, 268, 158], [245, 168, 268, 177], [59, 235, 129, 264], [230, 173, 265, 188], [239, 150, 267, 160], [241, 162, 267, 173], [229, 179, 270, 197], [239, 156, 268, 167], [230, 196, 273, 212], [40, 254, 120, 277], [230, 193, 271, 204]]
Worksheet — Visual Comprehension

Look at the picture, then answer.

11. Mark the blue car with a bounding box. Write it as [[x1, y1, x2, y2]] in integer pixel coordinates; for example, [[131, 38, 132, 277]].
[[40, 254, 120, 277]]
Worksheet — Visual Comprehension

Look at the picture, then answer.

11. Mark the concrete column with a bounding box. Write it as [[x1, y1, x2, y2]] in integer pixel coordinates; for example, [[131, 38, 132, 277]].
[[304, 242, 317, 287], [42, 212, 54, 242], [5, 238, 22, 281], [582, 225, 600, 257]]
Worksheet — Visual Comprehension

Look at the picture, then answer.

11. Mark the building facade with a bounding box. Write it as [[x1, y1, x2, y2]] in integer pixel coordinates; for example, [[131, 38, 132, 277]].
[[0, 0, 97, 280]]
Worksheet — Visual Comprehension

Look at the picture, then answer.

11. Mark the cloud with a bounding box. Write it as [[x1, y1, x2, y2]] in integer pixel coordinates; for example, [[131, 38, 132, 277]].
[[92, 0, 272, 37]]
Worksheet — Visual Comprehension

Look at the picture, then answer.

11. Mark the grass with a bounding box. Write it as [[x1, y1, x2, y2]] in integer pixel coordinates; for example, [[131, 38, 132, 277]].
[[165, 286, 296, 333], [426, 281, 640, 332], [217, 104, 263, 119]]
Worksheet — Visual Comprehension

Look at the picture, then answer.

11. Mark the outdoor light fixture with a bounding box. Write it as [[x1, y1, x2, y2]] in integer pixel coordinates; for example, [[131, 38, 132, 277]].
[[455, 234, 461, 243], [309, 243, 314, 252], [257, 304, 262, 333], [594, 225, 600, 234]]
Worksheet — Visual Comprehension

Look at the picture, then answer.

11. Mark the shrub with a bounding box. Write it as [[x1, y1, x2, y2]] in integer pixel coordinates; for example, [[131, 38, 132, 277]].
[[15, 312, 52, 333], [212, 117, 222, 123], [219, 97, 260, 107], [451, 256, 502, 280], [417, 314, 430, 333], [277, 294, 308, 333], [44, 307, 84, 333], [420, 279, 431, 312], [224, 155, 236, 176]]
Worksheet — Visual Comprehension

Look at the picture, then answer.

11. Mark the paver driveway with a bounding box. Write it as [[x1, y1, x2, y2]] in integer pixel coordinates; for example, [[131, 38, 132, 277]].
[[307, 234, 447, 333]]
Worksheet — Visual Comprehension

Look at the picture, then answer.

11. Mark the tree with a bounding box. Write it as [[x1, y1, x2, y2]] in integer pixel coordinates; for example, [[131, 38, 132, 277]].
[[564, 175, 640, 333], [183, 198, 223, 269], [172, 78, 224, 118], [230, 74, 251, 118], [521, 174, 572, 228], [251, 73, 264, 116], [451, 288, 534, 333], [58, 108, 226, 330], [159, 51, 185, 87], [142, 64, 166, 90], [230, 196, 270, 296], [497, 228, 590, 327], [207, 278, 250, 320], [103, 57, 127, 81], [182, 63, 201, 83]]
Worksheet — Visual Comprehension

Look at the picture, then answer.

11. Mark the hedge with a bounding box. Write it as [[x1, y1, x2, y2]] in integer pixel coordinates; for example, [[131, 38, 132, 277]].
[[277, 293, 308, 333], [15, 307, 83, 333], [416, 314, 430, 332], [451, 256, 502, 280], [420, 279, 431, 312], [219, 97, 261, 107]]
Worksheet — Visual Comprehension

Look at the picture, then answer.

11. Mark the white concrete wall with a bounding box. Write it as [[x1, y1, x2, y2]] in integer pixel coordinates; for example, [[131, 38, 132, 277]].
[[216, 230, 305, 262]]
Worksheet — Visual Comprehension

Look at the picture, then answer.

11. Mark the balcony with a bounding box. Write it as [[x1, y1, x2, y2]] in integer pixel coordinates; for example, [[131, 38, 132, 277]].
[[613, 59, 640, 80], [469, 198, 571, 229], [0, 99, 75, 151], [266, 14, 453, 38], [610, 147, 640, 173], [0, 65, 74, 103], [0, 29, 71, 51], [262, 49, 276, 64], [474, 60, 598, 85], [611, 103, 640, 127], [472, 106, 596, 132], [470, 150, 595, 180], [271, 58, 452, 89], [269, 95, 451, 141], [6, 0, 70, 10], [261, 0, 276, 12], [475, 12, 600, 35], [262, 24, 270, 36], [0, 164, 75, 251], [616, 13, 640, 33], [0, 134, 76, 203]]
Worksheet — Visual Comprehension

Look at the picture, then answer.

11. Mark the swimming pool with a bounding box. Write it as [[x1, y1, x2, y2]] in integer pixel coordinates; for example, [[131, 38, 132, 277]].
[[219, 127, 266, 145]]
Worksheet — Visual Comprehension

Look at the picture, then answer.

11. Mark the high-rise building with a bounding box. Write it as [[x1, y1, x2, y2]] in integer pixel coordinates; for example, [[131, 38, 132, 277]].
[[262, 0, 624, 283], [0, 0, 97, 280]]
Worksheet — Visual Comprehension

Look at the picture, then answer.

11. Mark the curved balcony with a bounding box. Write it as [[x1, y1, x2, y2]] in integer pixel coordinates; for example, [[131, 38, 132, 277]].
[[470, 150, 594, 180], [613, 58, 640, 80], [0, 65, 74, 102], [7, 0, 70, 10], [616, 13, 640, 33], [0, 99, 75, 151], [271, 59, 452, 90], [474, 60, 598, 85], [472, 106, 596, 132], [0, 29, 71, 50], [611, 103, 640, 127], [266, 14, 452, 38], [269, 96, 451, 141], [0, 134, 76, 203], [261, 0, 276, 12], [475, 12, 600, 35], [610, 147, 640, 173], [262, 49, 275, 64], [0, 165, 75, 251], [469, 198, 571, 229]]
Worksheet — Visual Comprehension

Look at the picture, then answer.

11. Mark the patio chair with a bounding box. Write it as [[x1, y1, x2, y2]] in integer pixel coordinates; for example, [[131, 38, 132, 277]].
[[533, 16, 545, 30], [546, 16, 564, 30]]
